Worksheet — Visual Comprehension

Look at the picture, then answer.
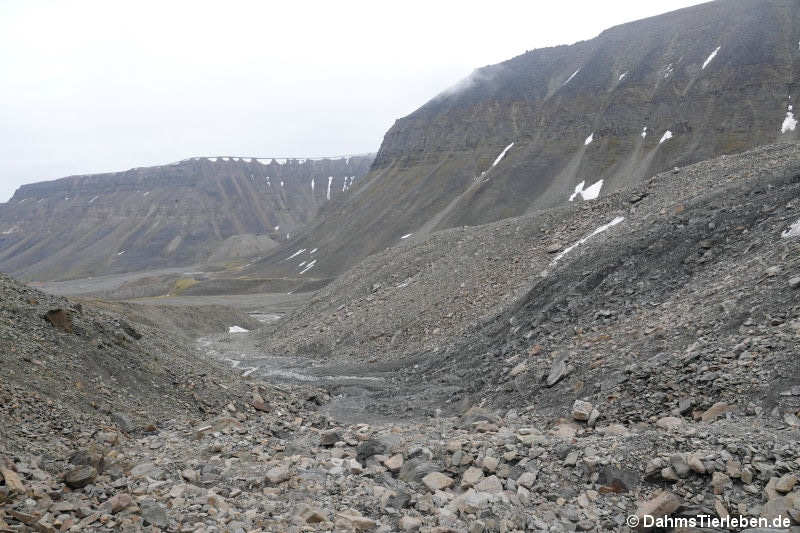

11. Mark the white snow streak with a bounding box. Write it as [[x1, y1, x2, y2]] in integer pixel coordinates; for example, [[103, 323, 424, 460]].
[[641, 126, 648, 139], [782, 219, 800, 238], [618, 72, 628, 82], [274, 225, 280, 231], [568, 179, 604, 202], [781, 107, 797, 133], [563, 69, 580, 85], [299, 260, 317, 274], [327, 176, 333, 200], [228, 326, 249, 333], [207, 157, 217, 162], [553, 216, 625, 263], [701, 46, 721, 70], [584, 133, 594, 146], [286, 249, 306, 260], [659, 130, 673, 144], [311, 178, 315, 191], [117, 250, 126, 256], [492, 143, 515, 167], [400, 233, 413, 240], [89, 195, 98, 203], [143, 191, 150, 196], [309, 248, 318, 254]]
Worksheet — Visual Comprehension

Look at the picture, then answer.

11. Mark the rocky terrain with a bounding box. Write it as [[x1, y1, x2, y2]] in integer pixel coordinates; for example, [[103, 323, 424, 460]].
[[246, 0, 800, 280], [3, 142, 800, 531], [0, 155, 373, 281]]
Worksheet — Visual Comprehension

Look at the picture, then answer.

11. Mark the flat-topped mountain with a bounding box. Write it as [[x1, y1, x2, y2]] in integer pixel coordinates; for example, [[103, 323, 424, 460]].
[[250, 0, 800, 280], [0, 155, 373, 280]]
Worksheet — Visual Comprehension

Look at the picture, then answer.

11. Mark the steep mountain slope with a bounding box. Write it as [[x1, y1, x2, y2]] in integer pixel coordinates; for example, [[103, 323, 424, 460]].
[[260, 142, 800, 424], [0, 155, 373, 281], [250, 0, 800, 280], [0, 271, 255, 459]]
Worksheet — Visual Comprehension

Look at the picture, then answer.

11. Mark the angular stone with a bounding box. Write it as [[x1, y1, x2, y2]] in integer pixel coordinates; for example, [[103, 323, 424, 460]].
[[320, 430, 340, 447], [482, 456, 499, 472], [461, 466, 484, 488], [669, 454, 690, 478], [656, 416, 685, 432], [106, 493, 133, 514], [546, 353, 568, 387], [399, 515, 422, 531], [635, 491, 681, 529], [775, 473, 797, 493], [0, 467, 25, 494], [475, 475, 503, 494], [139, 499, 168, 528], [251, 392, 269, 412], [572, 400, 594, 421], [422, 472, 454, 491], [297, 504, 327, 523], [64, 465, 96, 489], [700, 402, 731, 423], [384, 454, 403, 472], [687, 453, 706, 474], [711, 471, 730, 494], [266, 465, 290, 484], [517, 471, 537, 489], [509, 362, 527, 377]]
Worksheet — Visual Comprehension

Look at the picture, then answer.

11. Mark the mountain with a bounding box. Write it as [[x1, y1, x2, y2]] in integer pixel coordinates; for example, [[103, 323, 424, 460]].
[[0, 155, 373, 280], [260, 142, 800, 419], [248, 0, 800, 280]]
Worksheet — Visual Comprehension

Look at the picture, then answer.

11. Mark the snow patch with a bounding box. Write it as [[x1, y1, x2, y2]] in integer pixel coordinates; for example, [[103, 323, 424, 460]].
[[117, 250, 126, 256], [143, 191, 150, 196], [309, 248, 318, 254], [563, 69, 580, 86], [641, 126, 648, 139], [298, 261, 306, 267], [584, 133, 594, 146], [618, 72, 628, 82], [568, 179, 604, 202], [286, 249, 306, 260], [299, 260, 316, 274], [492, 142, 515, 168], [311, 178, 315, 191], [782, 219, 800, 238], [280, 181, 284, 187], [1, 226, 18, 235], [221, 157, 229, 162], [327, 176, 333, 200], [274, 225, 280, 231], [553, 216, 625, 263], [228, 326, 249, 333], [400, 233, 413, 240], [781, 108, 797, 133], [208, 157, 217, 162], [659, 130, 673, 144], [88, 195, 98, 204], [701, 46, 721, 70]]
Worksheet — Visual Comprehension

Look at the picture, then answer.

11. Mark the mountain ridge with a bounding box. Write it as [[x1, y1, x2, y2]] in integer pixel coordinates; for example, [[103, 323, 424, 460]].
[[245, 0, 800, 281], [0, 154, 374, 280]]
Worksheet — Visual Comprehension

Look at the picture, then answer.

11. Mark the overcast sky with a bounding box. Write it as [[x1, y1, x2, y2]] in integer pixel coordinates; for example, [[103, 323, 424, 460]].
[[0, 0, 708, 202]]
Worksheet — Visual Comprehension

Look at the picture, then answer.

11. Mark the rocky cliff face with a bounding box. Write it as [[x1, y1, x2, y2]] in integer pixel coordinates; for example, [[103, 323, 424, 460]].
[[252, 0, 800, 279], [0, 155, 373, 280]]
